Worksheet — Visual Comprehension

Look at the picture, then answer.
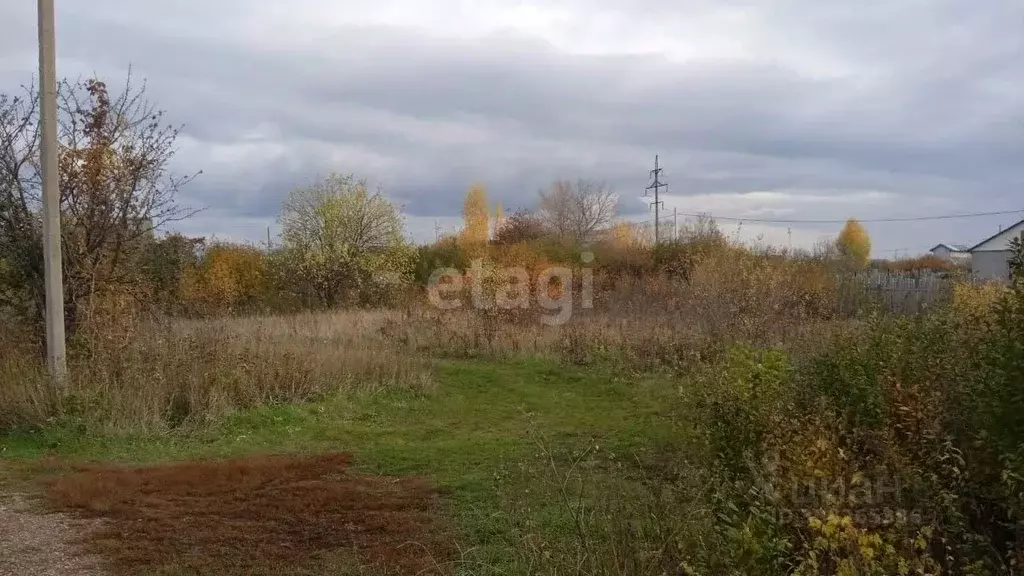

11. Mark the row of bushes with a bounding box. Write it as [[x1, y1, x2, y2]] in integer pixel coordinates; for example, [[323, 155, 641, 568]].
[[0, 228, 895, 435], [124, 221, 872, 317], [6, 212, 948, 346]]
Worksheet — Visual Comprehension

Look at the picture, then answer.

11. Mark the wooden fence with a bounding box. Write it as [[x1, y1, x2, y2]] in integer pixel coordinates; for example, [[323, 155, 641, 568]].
[[836, 270, 981, 316]]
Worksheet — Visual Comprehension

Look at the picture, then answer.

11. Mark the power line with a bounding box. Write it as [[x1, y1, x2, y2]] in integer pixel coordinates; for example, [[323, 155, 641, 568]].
[[633, 208, 1024, 226], [877, 246, 936, 258]]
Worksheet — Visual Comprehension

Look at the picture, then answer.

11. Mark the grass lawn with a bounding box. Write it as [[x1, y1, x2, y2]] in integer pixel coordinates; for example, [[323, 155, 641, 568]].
[[0, 358, 688, 574]]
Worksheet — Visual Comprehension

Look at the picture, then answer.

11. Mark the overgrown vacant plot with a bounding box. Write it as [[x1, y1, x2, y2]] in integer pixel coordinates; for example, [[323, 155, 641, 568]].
[[3, 243, 1018, 574], [44, 453, 451, 576], [2, 359, 680, 575]]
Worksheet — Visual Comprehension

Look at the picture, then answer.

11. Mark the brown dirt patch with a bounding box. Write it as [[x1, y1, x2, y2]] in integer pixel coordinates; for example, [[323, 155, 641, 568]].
[[44, 452, 453, 575]]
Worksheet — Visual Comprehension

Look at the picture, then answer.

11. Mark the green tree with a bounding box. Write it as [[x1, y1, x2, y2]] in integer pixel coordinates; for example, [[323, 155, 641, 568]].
[[1009, 236, 1024, 284], [277, 173, 414, 307], [835, 218, 872, 268], [139, 232, 205, 313]]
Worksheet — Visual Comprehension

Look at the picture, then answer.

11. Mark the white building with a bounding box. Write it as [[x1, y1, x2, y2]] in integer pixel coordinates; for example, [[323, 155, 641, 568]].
[[968, 218, 1024, 281], [928, 243, 971, 263]]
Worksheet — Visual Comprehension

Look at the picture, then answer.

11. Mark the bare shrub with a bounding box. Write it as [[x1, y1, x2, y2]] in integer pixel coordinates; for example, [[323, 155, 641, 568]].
[[537, 179, 617, 244], [0, 72, 197, 334]]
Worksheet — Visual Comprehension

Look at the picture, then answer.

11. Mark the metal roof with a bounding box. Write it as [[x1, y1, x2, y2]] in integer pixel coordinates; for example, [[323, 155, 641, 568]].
[[929, 243, 969, 253], [967, 218, 1024, 252]]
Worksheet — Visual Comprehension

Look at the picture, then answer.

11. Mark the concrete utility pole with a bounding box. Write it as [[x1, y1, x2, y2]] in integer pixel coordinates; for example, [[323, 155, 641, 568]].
[[673, 207, 678, 241], [38, 0, 67, 388]]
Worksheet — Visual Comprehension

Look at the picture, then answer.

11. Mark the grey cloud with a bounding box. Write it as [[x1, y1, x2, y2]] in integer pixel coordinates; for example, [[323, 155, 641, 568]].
[[104, 22, 1024, 180], [48, 11, 1024, 160], [2, 0, 1023, 251]]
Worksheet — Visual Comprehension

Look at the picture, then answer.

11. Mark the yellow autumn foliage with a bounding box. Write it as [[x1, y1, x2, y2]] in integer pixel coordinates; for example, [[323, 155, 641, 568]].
[[181, 243, 268, 314], [951, 281, 1010, 323], [836, 219, 871, 268], [459, 183, 490, 254]]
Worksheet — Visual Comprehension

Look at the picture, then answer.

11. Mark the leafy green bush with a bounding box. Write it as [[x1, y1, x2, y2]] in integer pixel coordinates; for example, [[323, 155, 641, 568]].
[[694, 345, 794, 475], [674, 246, 1024, 574]]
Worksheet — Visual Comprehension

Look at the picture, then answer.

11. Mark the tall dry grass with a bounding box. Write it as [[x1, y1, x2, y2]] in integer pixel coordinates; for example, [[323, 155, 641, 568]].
[[0, 310, 431, 433], [395, 246, 859, 370]]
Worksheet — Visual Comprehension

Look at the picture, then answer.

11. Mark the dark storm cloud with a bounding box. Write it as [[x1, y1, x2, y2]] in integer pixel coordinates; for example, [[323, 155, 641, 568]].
[[2, 0, 1023, 248]]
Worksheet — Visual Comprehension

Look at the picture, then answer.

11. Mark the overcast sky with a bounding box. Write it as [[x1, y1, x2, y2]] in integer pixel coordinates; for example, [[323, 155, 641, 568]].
[[2, 0, 1023, 255]]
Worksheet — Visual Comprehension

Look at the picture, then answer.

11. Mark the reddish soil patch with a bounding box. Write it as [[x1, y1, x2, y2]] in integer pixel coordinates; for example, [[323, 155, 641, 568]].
[[45, 452, 453, 575]]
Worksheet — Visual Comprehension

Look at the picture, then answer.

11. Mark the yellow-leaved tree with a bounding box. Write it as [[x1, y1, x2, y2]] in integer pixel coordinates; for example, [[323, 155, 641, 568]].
[[459, 183, 490, 253], [836, 218, 871, 268]]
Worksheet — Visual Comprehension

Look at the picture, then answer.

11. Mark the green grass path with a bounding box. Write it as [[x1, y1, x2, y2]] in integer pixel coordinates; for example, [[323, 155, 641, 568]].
[[0, 358, 684, 570]]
